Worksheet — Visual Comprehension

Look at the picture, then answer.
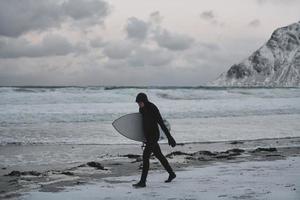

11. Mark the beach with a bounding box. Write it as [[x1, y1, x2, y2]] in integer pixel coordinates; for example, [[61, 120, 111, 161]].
[[1, 86, 300, 199], [1, 137, 300, 199], [24, 155, 300, 200], [1, 0, 300, 198]]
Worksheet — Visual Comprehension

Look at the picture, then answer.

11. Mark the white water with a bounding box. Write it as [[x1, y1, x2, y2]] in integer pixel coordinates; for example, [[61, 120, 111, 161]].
[[0, 86, 300, 145]]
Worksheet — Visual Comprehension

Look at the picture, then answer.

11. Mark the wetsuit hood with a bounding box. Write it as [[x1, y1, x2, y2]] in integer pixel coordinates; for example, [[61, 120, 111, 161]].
[[135, 93, 149, 103]]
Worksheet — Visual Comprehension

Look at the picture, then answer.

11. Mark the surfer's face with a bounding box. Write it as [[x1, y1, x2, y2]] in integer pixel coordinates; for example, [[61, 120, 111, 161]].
[[137, 102, 144, 108]]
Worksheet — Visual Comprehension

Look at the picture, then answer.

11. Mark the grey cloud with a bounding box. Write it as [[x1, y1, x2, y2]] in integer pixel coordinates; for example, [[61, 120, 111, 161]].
[[248, 19, 260, 27], [0, 37, 237, 86], [200, 10, 215, 20], [198, 42, 220, 51], [200, 10, 224, 26], [102, 39, 173, 66], [0, 0, 110, 37], [106, 13, 195, 67], [153, 29, 194, 51], [184, 42, 220, 61], [150, 11, 163, 24], [63, 0, 109, 20], [124, 14, 194, 51], [0, 34, 85, 58], [0, 0, 62, 37], [125, 17, 149, 40], [90, 37, 106, 48], [128, 47, 173, 67], [103, 41, 134, 59]]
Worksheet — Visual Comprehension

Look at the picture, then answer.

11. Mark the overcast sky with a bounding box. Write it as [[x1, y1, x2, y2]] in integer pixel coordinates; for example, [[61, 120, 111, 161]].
[[0, 0, 299, 86]]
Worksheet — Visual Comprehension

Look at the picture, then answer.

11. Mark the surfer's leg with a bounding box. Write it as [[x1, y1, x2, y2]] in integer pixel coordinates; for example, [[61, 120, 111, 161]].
[[152, 143, 175, 175], [153, 144, 176, 182], [140, 145, 152, 183]]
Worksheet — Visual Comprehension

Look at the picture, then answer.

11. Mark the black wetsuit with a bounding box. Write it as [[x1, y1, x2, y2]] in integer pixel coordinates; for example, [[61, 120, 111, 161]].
[[139, 101, 174, 183]]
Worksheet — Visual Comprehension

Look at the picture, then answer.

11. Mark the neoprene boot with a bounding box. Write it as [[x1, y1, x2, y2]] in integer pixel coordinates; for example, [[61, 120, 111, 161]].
[[132, 181, 146, 188], [165, 172, 176, 183]]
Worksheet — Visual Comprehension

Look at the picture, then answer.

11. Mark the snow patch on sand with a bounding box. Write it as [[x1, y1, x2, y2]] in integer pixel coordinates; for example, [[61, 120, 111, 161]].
[[23, 157, 300, 200]]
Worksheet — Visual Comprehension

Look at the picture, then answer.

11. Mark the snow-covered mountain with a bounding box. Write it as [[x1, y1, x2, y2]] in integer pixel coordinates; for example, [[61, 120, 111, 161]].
[[212, 21, 300, 87]]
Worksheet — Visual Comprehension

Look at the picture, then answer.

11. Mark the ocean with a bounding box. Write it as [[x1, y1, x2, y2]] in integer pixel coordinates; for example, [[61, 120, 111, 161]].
[[1, 86, 300, 146]]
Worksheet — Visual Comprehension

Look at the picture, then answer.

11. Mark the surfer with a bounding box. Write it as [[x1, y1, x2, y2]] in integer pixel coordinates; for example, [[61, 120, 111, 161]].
[[133, 93, 177, 188]]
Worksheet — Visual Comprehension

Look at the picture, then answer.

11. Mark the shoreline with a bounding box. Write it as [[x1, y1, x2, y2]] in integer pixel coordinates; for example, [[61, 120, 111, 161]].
[[1, 136, 300, 171], [2, 135, 300, 146], [1, 136, 300, 199]]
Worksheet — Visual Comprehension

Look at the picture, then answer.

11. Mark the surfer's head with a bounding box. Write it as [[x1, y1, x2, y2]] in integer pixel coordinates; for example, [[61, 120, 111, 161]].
[[136, 93, 148, 103], [136, 93, 148, 104], [136, 93, 148, 108]]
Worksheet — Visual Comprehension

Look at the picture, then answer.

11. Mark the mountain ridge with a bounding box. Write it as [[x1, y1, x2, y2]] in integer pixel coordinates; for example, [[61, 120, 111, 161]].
[[211, 21, 300, 87]]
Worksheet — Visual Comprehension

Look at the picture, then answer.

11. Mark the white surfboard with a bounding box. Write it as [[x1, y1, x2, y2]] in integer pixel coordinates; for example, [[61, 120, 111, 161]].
[[112, 113, 170, 142]]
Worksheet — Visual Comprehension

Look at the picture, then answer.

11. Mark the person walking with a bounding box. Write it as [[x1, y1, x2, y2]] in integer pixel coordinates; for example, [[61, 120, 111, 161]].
[[133, 93, 176, 188]]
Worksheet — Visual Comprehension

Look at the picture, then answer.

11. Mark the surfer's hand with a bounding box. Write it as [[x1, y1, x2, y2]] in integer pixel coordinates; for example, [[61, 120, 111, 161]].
[[168, 136, 176, 147]]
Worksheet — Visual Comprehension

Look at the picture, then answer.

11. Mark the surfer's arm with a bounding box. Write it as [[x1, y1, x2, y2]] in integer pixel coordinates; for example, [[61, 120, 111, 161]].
[[156, 109, 176, 147], [155, 108, 170, 137]]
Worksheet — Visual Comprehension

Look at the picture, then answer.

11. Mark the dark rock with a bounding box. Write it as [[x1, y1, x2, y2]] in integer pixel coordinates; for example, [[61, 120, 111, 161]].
[[22, 171, 42, 176], [2, 167, 7, 170], [230, 141, 244, 145], [185, 156, 196, 160], [61, 171, 74, 176], [225, 148, 245, 154], [185, 155, 212, 161], [251, 147, 277, 153], [196, 156, 212, 161], [5, 170, 41, 176], [227, 64, 251, 79], [213, 150, 244, 159], [265, 154, 284, 157], [166, 151, 192, 158], [87, 161, 105, 170], [110, 163, 123, 166], [170, 149, 244, 162], [185, 151, 219, 161], [214, 155, 231, 159], [5, 171, 21, 176], [251, 50, 271, 74], [192, 151, 217, 156]]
